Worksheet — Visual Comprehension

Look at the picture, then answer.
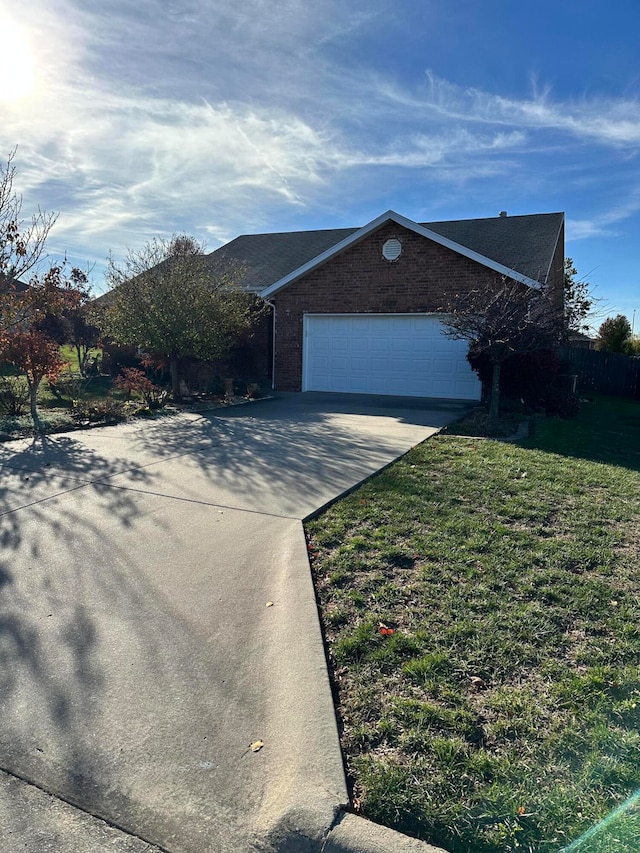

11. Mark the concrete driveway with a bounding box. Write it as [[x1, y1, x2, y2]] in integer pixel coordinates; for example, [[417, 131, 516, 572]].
[[0, 393, 465, 852]]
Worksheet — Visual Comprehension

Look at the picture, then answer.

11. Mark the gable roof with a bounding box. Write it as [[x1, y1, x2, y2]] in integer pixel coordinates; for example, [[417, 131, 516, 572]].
[[205, 226, 358, 294], [205, 210, 564, 298]]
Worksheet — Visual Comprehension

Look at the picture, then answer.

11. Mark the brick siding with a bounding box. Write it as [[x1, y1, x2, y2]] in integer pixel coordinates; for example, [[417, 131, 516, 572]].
[[272, 222, 515, 391]]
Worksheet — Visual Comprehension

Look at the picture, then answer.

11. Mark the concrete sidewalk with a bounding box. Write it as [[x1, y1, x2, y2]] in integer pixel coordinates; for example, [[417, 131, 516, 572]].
[[0, 394, 462, 852]]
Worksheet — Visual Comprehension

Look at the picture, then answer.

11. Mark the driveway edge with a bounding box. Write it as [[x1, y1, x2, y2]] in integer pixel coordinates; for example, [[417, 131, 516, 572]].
[[302, 428, 445, 524], [300, 426, 452, 853], [322, 812, 449, 853]]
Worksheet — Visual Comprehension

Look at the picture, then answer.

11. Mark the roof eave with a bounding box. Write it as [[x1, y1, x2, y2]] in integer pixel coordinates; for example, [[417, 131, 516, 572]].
[[544, 212, 566, 285], [259, 210, 543, 298]]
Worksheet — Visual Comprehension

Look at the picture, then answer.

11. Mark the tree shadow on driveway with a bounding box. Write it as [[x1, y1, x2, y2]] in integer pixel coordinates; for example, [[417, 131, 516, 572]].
[[0, 423, 330, 851], [121, 398, 450, 518], [0, 434, 212, 838]]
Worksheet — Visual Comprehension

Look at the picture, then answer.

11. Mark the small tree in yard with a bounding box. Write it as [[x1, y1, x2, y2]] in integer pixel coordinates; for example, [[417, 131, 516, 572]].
[[596, 314, 633, 354], [441, 277, 561, 431], [0, 329, 65, 421], [69, 302, 102, 375], [101, 235, 256, 401], [35, 274, 102, 375], [0, 150, 92, 425], [563, 257, 594, 335]]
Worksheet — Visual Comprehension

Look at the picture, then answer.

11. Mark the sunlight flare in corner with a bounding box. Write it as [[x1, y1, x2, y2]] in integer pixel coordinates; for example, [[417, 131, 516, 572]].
[[0, 15, 37, 102]]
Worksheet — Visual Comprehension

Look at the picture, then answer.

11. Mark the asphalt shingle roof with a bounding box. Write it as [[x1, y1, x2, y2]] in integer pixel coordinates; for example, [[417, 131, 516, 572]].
[[206, 212, 563, 294], [423, 213, 563, 285], [205, 227, 358, 293]]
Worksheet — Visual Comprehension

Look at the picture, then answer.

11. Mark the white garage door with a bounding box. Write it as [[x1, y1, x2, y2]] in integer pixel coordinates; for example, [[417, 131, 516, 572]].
[[303, 314, 481, 400]]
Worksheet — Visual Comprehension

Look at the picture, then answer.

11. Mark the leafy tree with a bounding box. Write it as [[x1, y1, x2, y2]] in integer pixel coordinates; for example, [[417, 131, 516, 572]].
[[1, 257, 86, 334], [627, 336, 640, 355], [563, 258, 594, 335], [101, 235, 256, 400], [0, 151, 91, 423], [36, 273, 102, 375], [441, 277, 561, 431], [1, 261, 88, 425], [596, 314, 633, 354], [0, 329, 65, 421], [0, 150, 87, 331]]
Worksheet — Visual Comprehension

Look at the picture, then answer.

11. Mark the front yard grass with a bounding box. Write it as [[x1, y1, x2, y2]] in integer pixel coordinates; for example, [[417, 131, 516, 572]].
[[306, 395, 640, 853]]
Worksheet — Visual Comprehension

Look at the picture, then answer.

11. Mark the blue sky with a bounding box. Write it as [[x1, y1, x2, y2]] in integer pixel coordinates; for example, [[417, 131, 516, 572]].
[[1, 0, 639, 329]]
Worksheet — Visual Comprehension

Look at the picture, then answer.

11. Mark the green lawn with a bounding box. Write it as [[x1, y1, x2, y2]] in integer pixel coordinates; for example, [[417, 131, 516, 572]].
[[59, 344, 102, 373], [306, 395, 640, 853]]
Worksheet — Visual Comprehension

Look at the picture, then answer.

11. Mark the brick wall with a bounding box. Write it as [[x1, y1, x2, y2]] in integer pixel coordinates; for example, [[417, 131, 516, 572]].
[[272, 222, 512, 391]]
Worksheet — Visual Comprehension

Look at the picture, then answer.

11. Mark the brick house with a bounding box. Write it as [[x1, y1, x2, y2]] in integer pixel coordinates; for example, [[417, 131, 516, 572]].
[[209, 209, 565, 400]]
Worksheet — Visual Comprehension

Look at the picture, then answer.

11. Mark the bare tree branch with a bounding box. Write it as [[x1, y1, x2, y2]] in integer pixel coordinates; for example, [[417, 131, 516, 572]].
[[440, 276, 562, 429], [0, 149, 57, 283]]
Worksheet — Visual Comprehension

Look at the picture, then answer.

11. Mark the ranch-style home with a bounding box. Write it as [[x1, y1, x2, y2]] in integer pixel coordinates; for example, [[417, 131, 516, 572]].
[[209, 209, 565, 401]]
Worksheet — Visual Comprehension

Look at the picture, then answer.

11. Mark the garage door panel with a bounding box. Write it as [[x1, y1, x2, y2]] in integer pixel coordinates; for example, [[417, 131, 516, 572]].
[[303, 314, 481, 401], [310, 355, 330, 370], [391, 338, 412, 353]]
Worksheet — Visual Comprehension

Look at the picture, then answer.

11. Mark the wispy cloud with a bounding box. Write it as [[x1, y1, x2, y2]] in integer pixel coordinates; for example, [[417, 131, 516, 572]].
[[2, 0, 640, 286], [413, 72, 640, 148], [0, 5, 532, 262], [567, 189, 640, 240]]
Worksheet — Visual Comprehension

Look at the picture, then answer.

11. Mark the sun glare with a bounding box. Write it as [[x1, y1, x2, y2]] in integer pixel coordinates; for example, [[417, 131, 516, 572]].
[[0, 17, 36, 102]]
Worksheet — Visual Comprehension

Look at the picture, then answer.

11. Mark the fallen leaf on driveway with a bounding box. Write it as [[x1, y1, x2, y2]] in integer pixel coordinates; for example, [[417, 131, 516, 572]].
[[250, 740, 264, 752]]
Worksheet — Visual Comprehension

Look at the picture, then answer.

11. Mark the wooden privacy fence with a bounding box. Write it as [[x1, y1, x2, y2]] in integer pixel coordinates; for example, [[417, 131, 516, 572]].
[[558, 346, 640, 399]]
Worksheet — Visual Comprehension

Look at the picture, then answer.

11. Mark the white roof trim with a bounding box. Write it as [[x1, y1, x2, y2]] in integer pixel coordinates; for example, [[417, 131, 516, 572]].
[[259, 209, 543, 298], [544, 213, 565, 285]]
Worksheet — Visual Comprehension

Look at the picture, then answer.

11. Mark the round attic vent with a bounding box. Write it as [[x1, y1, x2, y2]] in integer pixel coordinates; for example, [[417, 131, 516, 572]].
[[382, 238, 402, 261]]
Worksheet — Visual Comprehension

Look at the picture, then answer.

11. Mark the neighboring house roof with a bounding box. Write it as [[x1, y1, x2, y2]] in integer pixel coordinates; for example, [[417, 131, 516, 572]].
[[568, 331, 597, 348], [205, 210, 564, 297], [0, 274, 29, 294]]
